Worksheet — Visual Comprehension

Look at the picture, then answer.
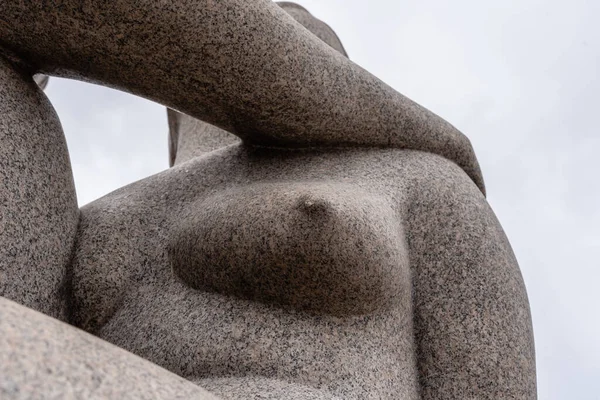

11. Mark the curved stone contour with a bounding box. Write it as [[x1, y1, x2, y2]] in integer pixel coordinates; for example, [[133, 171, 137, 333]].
[[167, 2, 349, 167], [69, 148, 535, 400], [0, 297, 220, 400], [0, 53, 78, 320], [0, 1, 536, 399], [0, 0, 485, 193], [169, 182, 409, 316], [70, 148, 421, 400]]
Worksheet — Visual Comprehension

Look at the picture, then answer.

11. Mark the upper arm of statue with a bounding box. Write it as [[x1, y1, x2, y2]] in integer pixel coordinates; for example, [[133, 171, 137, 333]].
[[0, 0, 483, 191], [406, 157, 536, 399]]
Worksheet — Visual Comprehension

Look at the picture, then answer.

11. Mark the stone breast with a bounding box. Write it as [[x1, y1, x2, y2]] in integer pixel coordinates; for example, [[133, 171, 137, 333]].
[[168, 182, 409, 315]]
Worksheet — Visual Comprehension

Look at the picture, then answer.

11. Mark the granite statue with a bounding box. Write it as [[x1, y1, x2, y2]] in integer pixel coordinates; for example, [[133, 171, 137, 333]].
[[0, 1, 536, 399]]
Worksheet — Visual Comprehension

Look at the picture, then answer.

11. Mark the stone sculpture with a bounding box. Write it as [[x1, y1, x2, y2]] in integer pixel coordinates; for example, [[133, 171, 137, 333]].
[[0, 1, 536, 399]]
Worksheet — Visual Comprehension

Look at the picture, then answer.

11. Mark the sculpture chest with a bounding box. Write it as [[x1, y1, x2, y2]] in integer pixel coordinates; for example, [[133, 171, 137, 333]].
[[71, 150, 421, 399], [168, 181, 410, 316]]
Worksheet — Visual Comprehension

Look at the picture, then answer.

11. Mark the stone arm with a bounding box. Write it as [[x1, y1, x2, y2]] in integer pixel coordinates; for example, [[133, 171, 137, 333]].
[[406, 159, 537, 399], [0, 0, 483, 192]]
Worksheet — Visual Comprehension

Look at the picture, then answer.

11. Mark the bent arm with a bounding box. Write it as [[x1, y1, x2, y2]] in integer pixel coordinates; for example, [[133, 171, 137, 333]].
[[407, 159, 536, 399], [0, 0, 483, 192]]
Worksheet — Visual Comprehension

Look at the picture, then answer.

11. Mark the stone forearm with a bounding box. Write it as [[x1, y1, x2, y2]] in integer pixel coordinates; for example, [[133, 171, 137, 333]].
[[0, 0, 484, 192]]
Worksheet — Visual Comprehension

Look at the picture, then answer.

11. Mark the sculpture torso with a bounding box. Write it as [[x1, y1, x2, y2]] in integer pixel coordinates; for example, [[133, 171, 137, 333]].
[[69, 145, 475, 399], [0, 1, 536, 398]]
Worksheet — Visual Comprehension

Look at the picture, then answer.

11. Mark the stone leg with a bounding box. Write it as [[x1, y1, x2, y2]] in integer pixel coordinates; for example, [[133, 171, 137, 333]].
[[0, 54, 78, 320], [0, 296, 220, 400], [406, 167, 538, 399]]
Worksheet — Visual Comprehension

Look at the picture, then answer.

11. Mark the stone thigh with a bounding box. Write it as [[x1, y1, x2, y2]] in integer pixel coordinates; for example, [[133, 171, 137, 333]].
[[0, 54, 78, 320]]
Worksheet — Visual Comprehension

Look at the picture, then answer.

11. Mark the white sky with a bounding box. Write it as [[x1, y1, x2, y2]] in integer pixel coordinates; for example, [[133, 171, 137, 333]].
[[44, 1, 599, 398]]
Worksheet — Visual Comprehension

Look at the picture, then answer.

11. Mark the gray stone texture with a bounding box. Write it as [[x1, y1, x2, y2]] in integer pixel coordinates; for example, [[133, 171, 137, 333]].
[[0, 0, 485, 194], [0, 1, 536, 399], [168, 2, 348, 167], [0, 53, 78, 320], [69, 146, 535, 400], [0, 297, 219, 400]]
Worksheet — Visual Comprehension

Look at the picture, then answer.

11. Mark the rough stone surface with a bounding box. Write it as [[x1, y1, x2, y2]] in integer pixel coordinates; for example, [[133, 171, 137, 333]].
[[0, 0, 485, 193], [0, 54, 78, 320], [0, 1, 536, 399], [67, 145, 535, 400], [0, 297, 219, 400], [168, 2, 349, 167]]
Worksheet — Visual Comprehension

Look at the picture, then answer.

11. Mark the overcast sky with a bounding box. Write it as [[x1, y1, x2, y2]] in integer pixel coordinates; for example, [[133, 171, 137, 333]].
[[44, 1, 599, 398]]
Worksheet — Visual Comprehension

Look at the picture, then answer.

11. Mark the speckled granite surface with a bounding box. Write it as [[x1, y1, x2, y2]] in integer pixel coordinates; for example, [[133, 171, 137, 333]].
[[0, 54, 78, 320], [0, 0, 484, 193], [69, 148, 534, 399], [0, 297, 219, 400], [168, 2, 348, 167], [0, 1, 536, 399]]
